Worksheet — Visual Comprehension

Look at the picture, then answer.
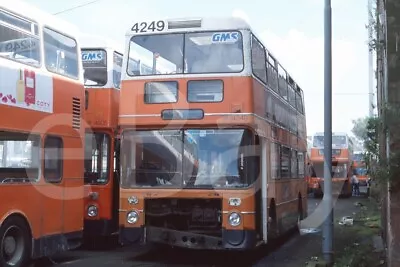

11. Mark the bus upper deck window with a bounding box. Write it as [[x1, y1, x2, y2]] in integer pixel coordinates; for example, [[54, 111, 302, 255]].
[[144, 81, 178, 103], [0, 10, 41, 66], [82, 49, 108, 86], [43, 27, 79, 79], [187, 80, 223, 103], [185, 31, 244, 74]]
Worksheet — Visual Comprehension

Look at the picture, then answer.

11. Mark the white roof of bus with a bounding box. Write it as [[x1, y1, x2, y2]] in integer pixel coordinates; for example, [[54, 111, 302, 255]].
[[79, 34, 123, 53], [125, 16, 251, 36], [1, 0, 81, 38]]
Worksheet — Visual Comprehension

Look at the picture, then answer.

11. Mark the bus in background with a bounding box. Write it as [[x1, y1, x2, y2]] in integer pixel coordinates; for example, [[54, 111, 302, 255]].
[[306, 135, 312, 193], [0, 1, 85, 266], [308, 132, 353, 197], [118, 17, 308, 250], [81, 35, 122, 246], [353, 151, 368, 186]]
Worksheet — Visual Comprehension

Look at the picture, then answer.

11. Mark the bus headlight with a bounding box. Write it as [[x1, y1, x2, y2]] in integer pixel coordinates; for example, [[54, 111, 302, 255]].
[[127, 211, 139, 224], [87, 205, 98, 217], [228, 212, 241, 227]]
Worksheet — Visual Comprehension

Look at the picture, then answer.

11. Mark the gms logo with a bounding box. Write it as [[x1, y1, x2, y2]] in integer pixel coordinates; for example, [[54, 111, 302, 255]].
[[211, 32, 239, 43], [82, 51, 104, 62]]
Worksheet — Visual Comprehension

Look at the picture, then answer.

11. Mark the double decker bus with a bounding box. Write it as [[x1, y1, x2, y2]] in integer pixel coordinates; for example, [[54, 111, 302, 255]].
[[353, 151, 368, 186], [118, 17, 308, 250], [0, 1, 85, 266], [308, 132, 353, 197], [81, 35, 122, 245]]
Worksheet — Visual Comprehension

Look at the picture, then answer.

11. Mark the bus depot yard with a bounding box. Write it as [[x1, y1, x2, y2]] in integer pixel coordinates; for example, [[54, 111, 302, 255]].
[[0, 1, 384, 267], [29, 188, 384, 267]]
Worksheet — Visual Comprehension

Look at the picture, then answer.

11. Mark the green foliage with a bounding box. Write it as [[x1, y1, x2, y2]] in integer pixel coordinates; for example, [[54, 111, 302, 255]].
[[351, 117, 369, 141], [352, 104, 400, 190]]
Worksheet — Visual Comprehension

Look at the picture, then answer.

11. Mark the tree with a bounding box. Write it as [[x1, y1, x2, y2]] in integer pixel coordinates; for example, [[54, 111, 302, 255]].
[[351, 117, 369, 141]]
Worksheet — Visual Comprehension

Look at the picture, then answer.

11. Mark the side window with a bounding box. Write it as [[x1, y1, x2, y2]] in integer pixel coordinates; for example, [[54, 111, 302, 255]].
[[287, 80, 296, 108], [0, 132, 40, 184], [44, 136, 63, 183], [265, 89, 273, 119], [291, 150, 298, 178], [271, 143, 280, 179], [251, 35, 267, 83], [280, 146, 291, 178], [43, 27, 79, 79], [267, 54, 278, 92], [113, 52, 123, 89], [277, 64, 288, 100], [0, 9, 40, 66], [298, 152, 305, 178], [296, 89, 304, 114]]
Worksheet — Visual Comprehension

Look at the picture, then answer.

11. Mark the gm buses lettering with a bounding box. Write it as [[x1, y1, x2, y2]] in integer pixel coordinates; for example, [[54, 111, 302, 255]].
[[118, 17, 308, 250]]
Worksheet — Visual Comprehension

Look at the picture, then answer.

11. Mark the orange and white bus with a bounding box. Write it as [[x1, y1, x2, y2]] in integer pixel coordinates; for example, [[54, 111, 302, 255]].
[[353, 151, 368, 186], [308, 132, 353, 197], [81, 36, 122, 245], [0, 1, 85, 266], [118, 17, 308, 250]]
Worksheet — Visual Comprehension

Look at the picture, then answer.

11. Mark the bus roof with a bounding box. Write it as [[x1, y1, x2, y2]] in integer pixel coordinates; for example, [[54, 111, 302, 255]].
[[1, 0, 81, 38], [313, 132, 348, 137], [125, 16, 252, 36], [80, 34, 123, 53]]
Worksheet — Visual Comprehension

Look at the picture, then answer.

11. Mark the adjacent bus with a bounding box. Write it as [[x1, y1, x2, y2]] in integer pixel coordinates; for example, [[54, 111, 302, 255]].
[[0, 1, 85, 266], [353, 151, 368, 186], [118, 17, 308, 250], [81, 35, 122, 245], [308, 132, 353, 197]]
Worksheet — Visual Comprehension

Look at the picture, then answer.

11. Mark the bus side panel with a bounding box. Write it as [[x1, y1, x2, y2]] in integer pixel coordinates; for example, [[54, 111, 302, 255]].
[[0, 185, 42, 239], [52, 75, 85, 238], [85, 88, 119, 129], [62, 136, 84, 235]]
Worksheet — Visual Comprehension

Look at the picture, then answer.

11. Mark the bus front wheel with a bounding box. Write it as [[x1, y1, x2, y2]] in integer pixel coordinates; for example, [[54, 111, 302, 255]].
[[0, 216, 31, 267]]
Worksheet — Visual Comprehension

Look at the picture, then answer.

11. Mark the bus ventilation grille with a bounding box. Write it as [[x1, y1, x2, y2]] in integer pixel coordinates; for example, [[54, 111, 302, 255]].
[[72, 97, 81, 129]]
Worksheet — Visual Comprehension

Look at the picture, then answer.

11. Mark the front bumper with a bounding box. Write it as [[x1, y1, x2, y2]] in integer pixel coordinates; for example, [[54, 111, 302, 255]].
[[119, 226, 257, 250]]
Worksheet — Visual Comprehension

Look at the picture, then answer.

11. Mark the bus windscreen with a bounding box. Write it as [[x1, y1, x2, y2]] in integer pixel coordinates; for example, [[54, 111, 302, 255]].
[[120, 129, 257, 188]]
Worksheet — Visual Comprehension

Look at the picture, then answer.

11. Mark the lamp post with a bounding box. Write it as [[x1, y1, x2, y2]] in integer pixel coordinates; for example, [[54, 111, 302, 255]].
[[322, 0, 333, 265]]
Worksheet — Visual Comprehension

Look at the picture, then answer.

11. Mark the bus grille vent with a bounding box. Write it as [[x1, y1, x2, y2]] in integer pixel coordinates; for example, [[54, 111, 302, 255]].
[[72, 97, 81, 129]]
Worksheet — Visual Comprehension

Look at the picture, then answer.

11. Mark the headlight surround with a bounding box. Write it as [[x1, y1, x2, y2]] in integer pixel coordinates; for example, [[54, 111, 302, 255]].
[[127, 211, 139, 224], [228, 212, 241, 227], [87, 205, 98, 217]]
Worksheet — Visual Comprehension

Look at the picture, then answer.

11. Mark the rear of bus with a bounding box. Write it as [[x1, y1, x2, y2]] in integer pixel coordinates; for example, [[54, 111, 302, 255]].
[[81, 39, 122, 244], [0, 2, 85, 266], [118, 17, 307, 250], [309, 133, 352, 197]]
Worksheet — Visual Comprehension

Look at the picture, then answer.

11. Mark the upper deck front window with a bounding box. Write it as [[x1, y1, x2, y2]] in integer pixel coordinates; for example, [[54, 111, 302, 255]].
[[127, 31, 244, 76], [313, 135, 348, 148], [353, 153, 364, 161], [82, 49, 107, 86]]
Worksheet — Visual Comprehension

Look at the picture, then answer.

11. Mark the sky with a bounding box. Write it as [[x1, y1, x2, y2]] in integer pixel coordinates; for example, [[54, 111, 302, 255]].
[[26, 0, 373, 136]]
